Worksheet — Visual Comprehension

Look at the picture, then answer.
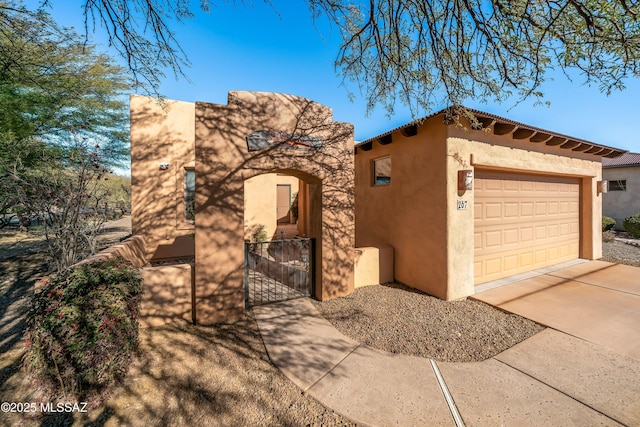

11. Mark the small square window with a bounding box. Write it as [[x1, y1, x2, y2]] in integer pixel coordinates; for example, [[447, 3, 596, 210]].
[[373, 157, 391, 186], [609, 180, 627, 191], [184, 169, 195, 222]]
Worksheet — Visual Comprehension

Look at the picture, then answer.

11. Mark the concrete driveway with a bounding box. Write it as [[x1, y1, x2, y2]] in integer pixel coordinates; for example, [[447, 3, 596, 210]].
[[472, 260, 640, 360]]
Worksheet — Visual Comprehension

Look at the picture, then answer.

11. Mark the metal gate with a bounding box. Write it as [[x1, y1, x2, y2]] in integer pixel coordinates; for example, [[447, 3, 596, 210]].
[[244, 237, 315, 308]]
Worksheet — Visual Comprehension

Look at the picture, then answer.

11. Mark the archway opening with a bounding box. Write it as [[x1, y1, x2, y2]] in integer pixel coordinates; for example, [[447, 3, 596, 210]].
[[243, 170, 322, 307]]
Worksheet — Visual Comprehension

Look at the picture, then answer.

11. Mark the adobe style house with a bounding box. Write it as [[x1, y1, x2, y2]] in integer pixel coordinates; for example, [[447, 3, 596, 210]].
[[354, 109, 625, 300], [602, 152, 640, 230], [130, 92, 356, 324], [130, 92, 625, 323]]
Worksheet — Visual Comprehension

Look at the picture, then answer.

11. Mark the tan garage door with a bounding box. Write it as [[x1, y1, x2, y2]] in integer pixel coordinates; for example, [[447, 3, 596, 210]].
[[474, 170, 580, 284]]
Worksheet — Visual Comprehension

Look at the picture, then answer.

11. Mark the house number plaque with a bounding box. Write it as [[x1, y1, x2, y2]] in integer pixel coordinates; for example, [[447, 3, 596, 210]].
[[457, 200, 468, 210]]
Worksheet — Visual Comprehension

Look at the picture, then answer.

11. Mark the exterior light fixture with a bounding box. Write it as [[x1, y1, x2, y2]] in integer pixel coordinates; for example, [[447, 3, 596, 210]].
[[458, 170, 473, 191], [159, 162, 170, 170], [597, 180, 608, 194]]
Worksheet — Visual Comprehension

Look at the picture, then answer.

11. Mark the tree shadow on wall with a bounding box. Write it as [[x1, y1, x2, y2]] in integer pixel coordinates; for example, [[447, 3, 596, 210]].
[[193, 92, 356, 309]]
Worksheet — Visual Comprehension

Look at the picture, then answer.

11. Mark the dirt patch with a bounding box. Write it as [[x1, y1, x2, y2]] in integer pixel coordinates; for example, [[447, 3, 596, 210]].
[[0, 315, 355, 427]]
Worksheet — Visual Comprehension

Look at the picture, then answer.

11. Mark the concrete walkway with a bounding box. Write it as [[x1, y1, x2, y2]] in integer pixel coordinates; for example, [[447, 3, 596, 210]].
[[253, 261, 640, 426]]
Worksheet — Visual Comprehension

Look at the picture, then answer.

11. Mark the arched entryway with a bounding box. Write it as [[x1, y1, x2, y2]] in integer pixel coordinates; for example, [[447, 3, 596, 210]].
[[193, 91, 355, 324], [243, 170, 321, 307]]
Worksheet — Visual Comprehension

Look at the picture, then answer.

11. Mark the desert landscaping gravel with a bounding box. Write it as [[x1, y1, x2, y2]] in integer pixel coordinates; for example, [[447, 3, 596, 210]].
[[602, 239, 640, 267], [312, 282, 545, 362]]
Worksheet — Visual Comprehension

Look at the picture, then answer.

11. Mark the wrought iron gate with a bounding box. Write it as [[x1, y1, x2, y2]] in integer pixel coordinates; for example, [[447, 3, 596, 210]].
[[244, 237, 315, 308]]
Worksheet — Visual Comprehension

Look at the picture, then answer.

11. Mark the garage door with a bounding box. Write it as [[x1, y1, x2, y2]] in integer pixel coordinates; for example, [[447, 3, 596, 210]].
[[474, 170, 580, 284]]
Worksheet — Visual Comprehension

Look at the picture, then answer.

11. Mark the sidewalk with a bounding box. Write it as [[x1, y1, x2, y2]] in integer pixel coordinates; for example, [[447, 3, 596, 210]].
[[254, 297, 639, 426]]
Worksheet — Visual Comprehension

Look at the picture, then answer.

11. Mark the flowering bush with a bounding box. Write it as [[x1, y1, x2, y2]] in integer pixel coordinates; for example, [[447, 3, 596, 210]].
[[23, 256, 142, 400]]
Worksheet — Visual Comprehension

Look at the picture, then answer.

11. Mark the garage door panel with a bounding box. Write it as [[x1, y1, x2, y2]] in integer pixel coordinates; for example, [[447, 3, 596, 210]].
[[474, 170, 580, 285]]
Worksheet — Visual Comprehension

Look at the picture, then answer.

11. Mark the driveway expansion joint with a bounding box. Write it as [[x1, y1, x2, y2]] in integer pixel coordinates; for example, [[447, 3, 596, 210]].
[[430, 359, 465, 427], [492, 357, 622, 426]]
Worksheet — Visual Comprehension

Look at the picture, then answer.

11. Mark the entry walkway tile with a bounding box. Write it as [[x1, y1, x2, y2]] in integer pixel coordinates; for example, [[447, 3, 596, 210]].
[[253, 298, 359, 391], [547, 261, 640, 295], [473, 274, 640, 359], [437, 359, 622, 426], [307, 346, 454, 426], [495, 329, 640, 426]]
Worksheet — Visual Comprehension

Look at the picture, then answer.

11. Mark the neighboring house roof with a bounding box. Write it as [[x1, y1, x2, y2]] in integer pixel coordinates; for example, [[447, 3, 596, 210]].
[[356, 106, 627, 159], [602, 152, 640, 168]]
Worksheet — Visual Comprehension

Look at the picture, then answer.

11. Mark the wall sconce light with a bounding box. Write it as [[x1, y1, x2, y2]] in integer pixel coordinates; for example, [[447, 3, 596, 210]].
[[159, 162, 170, 170], [597, 180, 608, 194], [458, 170, 473, 191]]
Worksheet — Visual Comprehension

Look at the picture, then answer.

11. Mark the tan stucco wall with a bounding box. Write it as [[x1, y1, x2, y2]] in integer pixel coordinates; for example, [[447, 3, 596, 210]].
[[140, 264, 193, 327], [355, 114, 604, 301], [243, 174, 300, 240], [354, 246, 394, 288], [195, 91, 355, 323], [603, 166, 640, 228], [77, 235, 147, 268], [355, 119, 449, 297], [276, 174, 300, 226], [244, 174, 278, 240], [447, 124, 603, 299], [130, 95, 196, 260]]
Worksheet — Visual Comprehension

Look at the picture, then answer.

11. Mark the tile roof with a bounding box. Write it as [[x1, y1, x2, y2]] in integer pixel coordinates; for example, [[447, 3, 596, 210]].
[[602, 152, 640, 168], [356, 106, 627, 159]]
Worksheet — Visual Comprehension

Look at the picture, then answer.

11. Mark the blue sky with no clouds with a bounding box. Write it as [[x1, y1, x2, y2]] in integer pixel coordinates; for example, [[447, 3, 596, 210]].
[[44, 1, 640, 153]]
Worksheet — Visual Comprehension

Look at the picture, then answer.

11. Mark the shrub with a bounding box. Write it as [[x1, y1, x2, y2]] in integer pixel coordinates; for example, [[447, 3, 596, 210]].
[[623, 214, 640, 239], [602, 216, 616, 232], [602, 230, 616, 243], [23, 256, 143, 400], [251, 224, 268, 242]]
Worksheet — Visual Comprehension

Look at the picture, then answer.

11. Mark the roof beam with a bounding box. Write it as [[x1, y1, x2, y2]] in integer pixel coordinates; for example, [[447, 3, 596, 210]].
[[585, 146, 606, 154], [529, 132, 551, 143], [560, 140, 580, 149], [378, 134, 393, 145], [493, 122, 516, 135], [606, 150, 625, 158], [572, 143, 593, 152], [359, 141, 373, 151], [512, 128, 535, 139], [546, 136, 567, 146], [478, 117, 495, 129], [400, 124, 418, 137]]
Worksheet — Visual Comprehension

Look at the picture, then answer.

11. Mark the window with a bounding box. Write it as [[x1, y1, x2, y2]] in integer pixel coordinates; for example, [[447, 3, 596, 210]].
[[373, 157, 391, 186], [184, 169, 195, 222], [609, 180, 627, 191]]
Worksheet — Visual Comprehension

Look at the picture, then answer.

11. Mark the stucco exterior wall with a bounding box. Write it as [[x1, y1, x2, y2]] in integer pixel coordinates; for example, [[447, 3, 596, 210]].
[[447, 124, 603, 300], [130, 95, 196, 260], [243, 174, 300, 240], [603, 166, 640, 228], [355, 119, 448, 297], [355, 114, 604, 301], [276, 174, 300, 226], [195, 91, 355, 323], [140, 264, 193, 327], [244, 174, 278, 240], [354, 246, 394, 288]]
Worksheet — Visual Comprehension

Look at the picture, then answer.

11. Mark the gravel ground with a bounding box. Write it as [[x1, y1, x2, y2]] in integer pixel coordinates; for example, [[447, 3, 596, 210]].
[[312, 283, 544, 363], [312, 239, 640, 364], [602, 239, 640, 267]]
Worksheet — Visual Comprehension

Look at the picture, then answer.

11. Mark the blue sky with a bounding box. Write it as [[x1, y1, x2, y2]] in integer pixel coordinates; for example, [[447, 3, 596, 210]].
[[47, 1, 639, 153]]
